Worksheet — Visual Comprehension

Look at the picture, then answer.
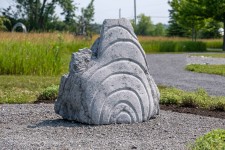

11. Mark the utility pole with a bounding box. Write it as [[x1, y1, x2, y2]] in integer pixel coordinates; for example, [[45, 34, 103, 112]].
[[134, 0, 137, 25], [119, 8, 121, 19]]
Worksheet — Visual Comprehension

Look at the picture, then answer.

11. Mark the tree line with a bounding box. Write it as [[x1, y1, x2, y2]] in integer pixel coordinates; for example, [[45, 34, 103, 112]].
[[132, 0, 225, 50], [167, 0, 225, 50], [132, 14, 167, 36], [0, 0, 95, 36]]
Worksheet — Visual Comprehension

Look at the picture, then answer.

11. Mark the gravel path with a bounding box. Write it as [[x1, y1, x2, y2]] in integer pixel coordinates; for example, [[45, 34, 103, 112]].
[[146, 54, 225, 96], [1, 104, 225, 150]]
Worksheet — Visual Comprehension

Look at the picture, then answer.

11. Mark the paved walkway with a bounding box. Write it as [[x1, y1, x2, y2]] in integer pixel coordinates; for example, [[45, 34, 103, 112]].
[[146, 54, 225, 96]]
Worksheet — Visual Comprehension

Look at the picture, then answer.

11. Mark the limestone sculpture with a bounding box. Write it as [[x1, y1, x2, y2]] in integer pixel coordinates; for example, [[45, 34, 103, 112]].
[[55, 18, 160, 125]]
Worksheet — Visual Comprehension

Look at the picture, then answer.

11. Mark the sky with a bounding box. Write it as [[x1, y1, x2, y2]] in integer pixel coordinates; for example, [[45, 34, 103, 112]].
[[0, 0, 171, 24]]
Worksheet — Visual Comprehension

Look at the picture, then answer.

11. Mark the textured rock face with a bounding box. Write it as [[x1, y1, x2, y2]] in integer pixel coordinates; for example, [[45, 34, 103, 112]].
[[55, 18, 160, 125]]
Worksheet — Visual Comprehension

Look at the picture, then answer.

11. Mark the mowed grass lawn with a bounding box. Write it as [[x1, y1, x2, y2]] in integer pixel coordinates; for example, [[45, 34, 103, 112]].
[[187, 53, 225, 76], [186, 64, 225, 77], [0, 75, 60, 104]]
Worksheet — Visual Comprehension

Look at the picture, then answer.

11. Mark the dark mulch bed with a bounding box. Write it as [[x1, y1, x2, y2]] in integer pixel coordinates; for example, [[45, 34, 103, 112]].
[[160, 104, 225, 119], [34, 99, 225, 120], [34, 99, 55, 104]]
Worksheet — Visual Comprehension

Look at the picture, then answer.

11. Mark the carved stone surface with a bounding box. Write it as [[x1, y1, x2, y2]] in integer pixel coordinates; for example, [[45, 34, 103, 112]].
[[55, 18, 160, 125]]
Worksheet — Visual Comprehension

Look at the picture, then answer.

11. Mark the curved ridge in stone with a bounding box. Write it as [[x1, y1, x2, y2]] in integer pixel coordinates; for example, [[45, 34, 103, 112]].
[[104, 25, 137, 40], [90, 74, 148, 124], [54, 18, 160, 125]]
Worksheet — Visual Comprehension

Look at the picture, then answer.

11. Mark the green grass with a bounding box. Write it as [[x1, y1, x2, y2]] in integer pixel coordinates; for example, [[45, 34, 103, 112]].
[[1, 78, 225, 113], [141, 41, 206, 53], [0, 41, 63, 76], [0, 75, 60, 104], [205, 41, 223, 49], [0, 40, 92, 76], [0, 33, 92, 76], [186, 64, 225, 77], [159, 86, 225, 111], [189, 129, 225, 150]]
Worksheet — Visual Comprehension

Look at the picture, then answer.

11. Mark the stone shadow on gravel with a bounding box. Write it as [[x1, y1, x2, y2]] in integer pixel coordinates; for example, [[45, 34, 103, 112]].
[[27, 119, 94, 128]]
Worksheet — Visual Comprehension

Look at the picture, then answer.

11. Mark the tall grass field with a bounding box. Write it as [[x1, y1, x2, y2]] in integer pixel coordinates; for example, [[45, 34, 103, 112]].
[[0, 32, 94, 76], [202, 39, 223, 49], [0, 32, 223, 76]]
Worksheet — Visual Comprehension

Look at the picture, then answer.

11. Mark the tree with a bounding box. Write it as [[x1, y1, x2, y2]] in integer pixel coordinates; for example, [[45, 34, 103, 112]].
[[77, 0, 95, 37], [169, 0, 225, 50], [167, 7, 190, 37], [0, 16, 10, 31], [1, 0, 76, 31], [153, 23, 166, 36], [134, 14, 155, 36], [168, 0, 206, 41], [200, 0, 225, 50], [199, 19, 223, 39]]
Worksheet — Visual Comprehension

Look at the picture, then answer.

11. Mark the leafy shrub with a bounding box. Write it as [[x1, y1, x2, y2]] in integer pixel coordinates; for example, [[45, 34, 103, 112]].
[[209, 100, 225, 111], [159, 87, 225, 111], [189, 129, 225, 150], [180, 95, 198, 108], [37, 85, 59, 101], [159, 87, 182, 105]]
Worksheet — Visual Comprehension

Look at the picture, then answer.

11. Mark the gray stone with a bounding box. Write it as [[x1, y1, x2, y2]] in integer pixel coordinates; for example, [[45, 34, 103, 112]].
[[55, 18, 160, 125]]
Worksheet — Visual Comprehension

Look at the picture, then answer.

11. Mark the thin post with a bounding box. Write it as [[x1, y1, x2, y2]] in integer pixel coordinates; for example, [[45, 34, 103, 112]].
[[134, 0, 137, 25], [119, 8, 121, 19], [223, 20, 225, 51]]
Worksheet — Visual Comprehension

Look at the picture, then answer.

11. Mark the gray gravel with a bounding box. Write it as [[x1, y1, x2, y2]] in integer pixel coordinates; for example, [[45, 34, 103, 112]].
[[146, 54, 225, 96], [1, 104, 225, 150]]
